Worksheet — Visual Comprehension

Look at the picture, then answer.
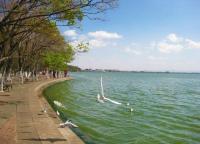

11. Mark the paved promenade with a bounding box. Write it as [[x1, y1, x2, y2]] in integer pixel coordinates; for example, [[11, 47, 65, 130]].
[[0, 78, 84, 144]]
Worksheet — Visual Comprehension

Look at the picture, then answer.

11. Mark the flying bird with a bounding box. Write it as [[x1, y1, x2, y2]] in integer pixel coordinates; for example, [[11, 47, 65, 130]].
[[59, 120, 78, 128]]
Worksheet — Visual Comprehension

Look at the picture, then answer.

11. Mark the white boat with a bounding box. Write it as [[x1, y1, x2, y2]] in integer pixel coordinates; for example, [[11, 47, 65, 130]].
[[97, 76, 121, 105]]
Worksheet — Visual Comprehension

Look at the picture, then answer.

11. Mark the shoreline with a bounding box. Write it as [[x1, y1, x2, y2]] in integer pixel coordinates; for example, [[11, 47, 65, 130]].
[[42, 79, 95, 144], [0, 77, 85, 144], [37, 77, 85, 144]]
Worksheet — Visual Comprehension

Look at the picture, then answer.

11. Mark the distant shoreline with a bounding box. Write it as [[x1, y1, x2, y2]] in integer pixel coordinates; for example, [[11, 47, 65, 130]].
[[73, 70, 200, 74]]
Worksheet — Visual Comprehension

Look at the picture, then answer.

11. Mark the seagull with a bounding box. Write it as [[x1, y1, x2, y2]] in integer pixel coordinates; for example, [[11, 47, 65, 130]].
[[42, 107, 47, 113], [97, 94, 104, 103], [56, 110, 60, 116], [130, 108, 134, 112], [126, 103, 130, 106], [59, 123, 66, 128], [59, 120, 78, 128]]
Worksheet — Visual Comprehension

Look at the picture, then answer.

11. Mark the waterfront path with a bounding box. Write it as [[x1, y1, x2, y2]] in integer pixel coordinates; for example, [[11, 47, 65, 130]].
[[0, 78, 84, 144]]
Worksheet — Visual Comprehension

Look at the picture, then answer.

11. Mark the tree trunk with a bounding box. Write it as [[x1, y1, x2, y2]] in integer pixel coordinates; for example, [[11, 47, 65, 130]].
[[0, 75, 4, 92], [32, 70, 35, 81], [20, 68, 24, 84], [0, 68, 6, 92], [46, 68, 50, 79]]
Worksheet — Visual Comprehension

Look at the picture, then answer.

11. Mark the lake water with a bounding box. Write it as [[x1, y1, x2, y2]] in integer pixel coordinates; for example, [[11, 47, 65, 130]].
[[44, 72, 200, 144]]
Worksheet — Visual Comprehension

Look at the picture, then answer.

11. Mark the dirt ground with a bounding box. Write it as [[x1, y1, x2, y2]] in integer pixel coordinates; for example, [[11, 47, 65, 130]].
[[0, 115, 16, 144], [0, 91, 17, 144], [0, 78, 84, 144]]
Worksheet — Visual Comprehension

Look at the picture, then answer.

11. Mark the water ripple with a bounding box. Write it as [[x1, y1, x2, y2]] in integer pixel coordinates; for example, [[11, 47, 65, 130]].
[[44, 72, 200, 144]]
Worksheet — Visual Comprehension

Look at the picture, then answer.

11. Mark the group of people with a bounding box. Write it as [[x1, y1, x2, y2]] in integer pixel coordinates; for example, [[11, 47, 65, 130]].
[[40, 69, 69, 79]]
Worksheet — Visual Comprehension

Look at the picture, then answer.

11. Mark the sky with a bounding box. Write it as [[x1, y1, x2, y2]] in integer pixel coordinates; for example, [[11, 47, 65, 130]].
[[58, 0, 200, 72]]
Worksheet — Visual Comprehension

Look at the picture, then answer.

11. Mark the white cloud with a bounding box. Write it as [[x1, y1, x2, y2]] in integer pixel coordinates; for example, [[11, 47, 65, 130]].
[[167, 33, 182, 43], [158, 42, 183, 53], [88, 39, 118, 49], [154, 33, 200, 53], [158, 33, 184, 53], [123, 42, 143, 55], [148, 56, 157, 60], [88, 31, 122, 40], [70, 40, 79, 47], [63, 30, 122, 49], [89, 39, 107, 48], [65, 31, 200, 54], [87, 31, 122, 48], [69, 34, 88, 49], [63, 30, 77, 37], [185, 39, 200, 49], [148, 56, 167, 60], [125, 47, 141, 55], [130, 42, 137, 46]]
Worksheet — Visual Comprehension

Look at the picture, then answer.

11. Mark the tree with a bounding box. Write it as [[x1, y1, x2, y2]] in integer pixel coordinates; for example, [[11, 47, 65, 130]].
[[0, 0, 118, 91], [67, 65, 81, 72], [43, 44, 74, 71]]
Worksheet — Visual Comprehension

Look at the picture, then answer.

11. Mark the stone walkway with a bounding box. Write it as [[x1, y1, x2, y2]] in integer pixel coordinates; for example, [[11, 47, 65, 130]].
[[0, 78, 84, 144]]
